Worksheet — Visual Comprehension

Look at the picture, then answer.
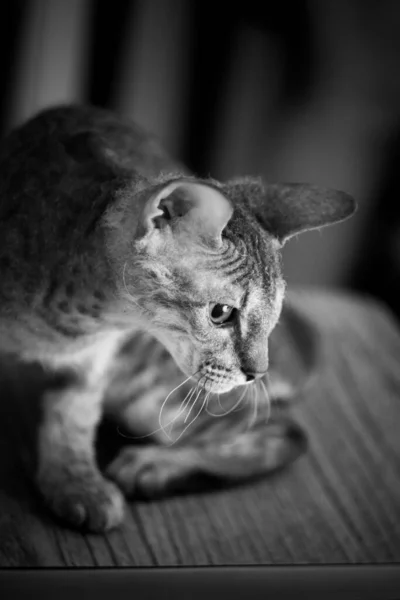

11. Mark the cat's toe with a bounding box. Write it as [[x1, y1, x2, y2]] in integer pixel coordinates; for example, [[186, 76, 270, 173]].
[[135, 464, 170, 498], [106, 447, 169, 498], [38, 472, 125, 532], [106, 447, 142, 496]]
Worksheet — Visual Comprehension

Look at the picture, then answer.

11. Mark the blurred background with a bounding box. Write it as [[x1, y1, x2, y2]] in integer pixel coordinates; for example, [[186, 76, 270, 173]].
[[1, 0, 400, 320]]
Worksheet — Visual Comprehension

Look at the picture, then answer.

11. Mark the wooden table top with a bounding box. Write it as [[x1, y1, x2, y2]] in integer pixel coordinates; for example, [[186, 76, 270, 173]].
[[0, 288, 399, 567]]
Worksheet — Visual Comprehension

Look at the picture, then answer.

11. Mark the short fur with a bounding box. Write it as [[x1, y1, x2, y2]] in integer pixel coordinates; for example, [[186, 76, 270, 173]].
[[0, 105, 356, 531]]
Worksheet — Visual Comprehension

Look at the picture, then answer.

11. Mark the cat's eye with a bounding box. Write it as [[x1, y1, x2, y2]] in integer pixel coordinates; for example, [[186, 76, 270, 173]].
[[209, 303, 236, 325]]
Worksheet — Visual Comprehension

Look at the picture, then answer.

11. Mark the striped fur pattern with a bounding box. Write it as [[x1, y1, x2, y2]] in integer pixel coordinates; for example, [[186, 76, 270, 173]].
[[0, 105, 356, 532]]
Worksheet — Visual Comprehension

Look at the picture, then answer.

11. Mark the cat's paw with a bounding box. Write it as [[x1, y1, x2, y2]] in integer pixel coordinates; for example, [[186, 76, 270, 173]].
[[106, 447, 179, 498], [37, 470, 125, 532]]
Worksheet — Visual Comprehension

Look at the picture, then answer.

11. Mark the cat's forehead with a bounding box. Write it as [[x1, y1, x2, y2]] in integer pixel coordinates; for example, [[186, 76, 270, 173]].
[[163, 213, 282, 304], [178, 246, 278, 306], [175, 262, 244, 303]]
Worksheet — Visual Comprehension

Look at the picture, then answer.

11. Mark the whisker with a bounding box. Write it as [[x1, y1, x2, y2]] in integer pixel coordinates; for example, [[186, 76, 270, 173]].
[[232, 386, 251, 413], [205, 391, 217, 415], [116, 426, 139, 439], [172, 388, 212, 442], [210, 386, 253, 450], [259, 378, 271, 423], [164, 384, 196, 437], [246, 383, 258, 431], [159, 374, 206, 440], [172, 390, 210, 444], [158, 373, 197, 440], [184, 377, 207, 423], [116, 367, 203, 441], [206, 384, 249, 417], [117, 386, 194, 442], [263, 371, 273, 396], [166, 376, 206, 438]]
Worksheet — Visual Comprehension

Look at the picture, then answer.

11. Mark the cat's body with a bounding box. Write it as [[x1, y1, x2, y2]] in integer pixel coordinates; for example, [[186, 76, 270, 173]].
[[0, 105, 356, 532]]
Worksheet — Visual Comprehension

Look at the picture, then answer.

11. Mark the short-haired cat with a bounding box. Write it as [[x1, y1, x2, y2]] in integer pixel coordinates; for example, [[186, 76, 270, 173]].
[[0, 105, 356, 532]]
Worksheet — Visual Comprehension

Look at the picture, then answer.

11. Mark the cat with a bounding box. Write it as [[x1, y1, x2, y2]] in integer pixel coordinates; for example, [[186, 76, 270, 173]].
[[0, 105, 356, 532]]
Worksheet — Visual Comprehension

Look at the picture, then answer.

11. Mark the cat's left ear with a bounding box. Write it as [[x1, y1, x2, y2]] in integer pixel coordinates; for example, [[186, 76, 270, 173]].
[[138, 179, 233, 247], [230, 179, 357, 245]]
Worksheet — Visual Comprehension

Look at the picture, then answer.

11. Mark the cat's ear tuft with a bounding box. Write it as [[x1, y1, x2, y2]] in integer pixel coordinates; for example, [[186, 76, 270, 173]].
[[139, 180, 233, 247], [233, 180, 357, 245]]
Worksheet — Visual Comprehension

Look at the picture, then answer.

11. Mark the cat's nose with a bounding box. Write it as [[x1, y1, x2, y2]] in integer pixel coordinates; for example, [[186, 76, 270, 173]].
[[242, 370, 266, 382]]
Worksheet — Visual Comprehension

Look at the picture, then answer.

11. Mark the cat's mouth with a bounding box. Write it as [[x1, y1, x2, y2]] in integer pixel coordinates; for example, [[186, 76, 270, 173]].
[[193, 369, 244, 394]]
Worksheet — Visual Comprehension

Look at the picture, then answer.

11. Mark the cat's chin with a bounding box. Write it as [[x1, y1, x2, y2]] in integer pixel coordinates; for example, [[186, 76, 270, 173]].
[[210, 383, 240, 394], [190, 375, 242, 395]]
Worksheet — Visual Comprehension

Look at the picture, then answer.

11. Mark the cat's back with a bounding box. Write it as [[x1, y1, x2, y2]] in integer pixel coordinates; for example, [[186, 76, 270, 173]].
[[0, 105, 180, 356], [0, 104, 179, 277], [0, 104, 177, 183], [0, 104, 178, 231]]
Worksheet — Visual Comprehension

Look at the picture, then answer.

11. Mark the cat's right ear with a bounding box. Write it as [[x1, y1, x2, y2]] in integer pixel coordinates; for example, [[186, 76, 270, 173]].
[[136, 179, 233, 249], [228, 178, 357, 246]]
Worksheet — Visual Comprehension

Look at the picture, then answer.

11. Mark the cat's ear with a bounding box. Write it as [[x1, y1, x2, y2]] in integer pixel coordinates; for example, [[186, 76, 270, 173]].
[[232, 179, 357, 245], [138, 180, 233, 247]]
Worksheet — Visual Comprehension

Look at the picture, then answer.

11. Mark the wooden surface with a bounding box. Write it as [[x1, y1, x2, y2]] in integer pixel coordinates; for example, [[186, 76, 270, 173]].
[[0, 288, 399, 566]]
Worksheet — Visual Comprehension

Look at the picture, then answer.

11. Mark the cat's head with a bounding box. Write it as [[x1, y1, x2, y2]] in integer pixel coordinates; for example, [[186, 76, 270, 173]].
[[120, 176, 356, 393]]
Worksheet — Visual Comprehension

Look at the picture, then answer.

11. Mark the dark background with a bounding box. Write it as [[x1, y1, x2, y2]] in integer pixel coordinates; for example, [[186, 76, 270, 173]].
[[1, 0, 400, 319]]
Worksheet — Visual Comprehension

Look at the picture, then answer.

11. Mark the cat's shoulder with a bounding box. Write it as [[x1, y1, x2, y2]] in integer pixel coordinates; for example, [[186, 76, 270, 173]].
[[0, 104, 176, 174]]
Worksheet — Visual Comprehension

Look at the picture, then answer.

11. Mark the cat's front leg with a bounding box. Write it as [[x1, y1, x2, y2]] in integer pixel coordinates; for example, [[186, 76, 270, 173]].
[[106, 410, 307, 499], [36, 368, 124, 532]]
